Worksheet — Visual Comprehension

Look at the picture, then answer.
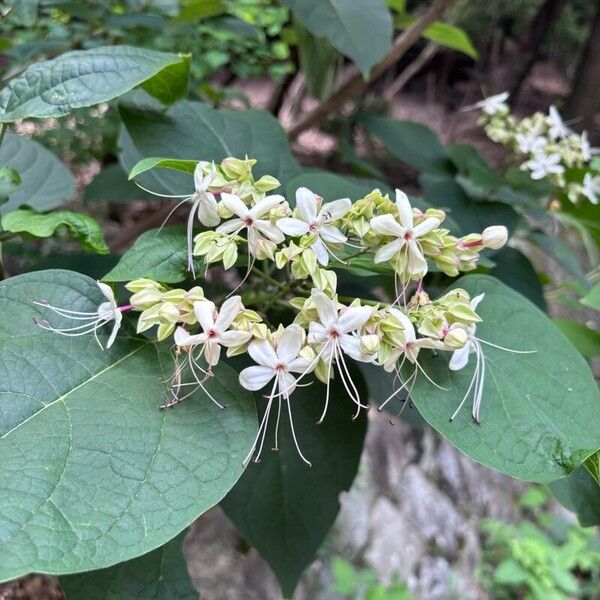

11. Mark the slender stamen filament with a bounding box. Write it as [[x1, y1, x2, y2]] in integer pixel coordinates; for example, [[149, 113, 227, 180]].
[[280, 373, 311, 466], [243, 378, 279, 467]]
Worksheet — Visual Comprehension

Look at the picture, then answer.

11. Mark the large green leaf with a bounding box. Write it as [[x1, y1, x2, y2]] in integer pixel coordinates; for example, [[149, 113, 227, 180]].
[[0, 133, 75, 215], [221, 371, 368, 597], [84, 164, 155, 204], [0, 46, 190, 122], [411, 275, 600, 483], [553, 319, 600, 358], [360, 115, 452, 174], [2, 208, 109, 254], [581, 283, 600, 311], [0, 270, 257, 581], [118, 100, 301, 196], [103, 227, 199, 284], [549, 467, 600, 527], [60, 531, 197, 599], [282, 0, 392, 78]]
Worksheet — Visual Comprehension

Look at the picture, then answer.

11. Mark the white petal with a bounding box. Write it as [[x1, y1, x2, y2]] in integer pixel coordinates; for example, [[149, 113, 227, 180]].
[[249, 194, 285, 218], [248, 339, 278, 367], [370, 214, 405, 237], [205, 342, 221, 366], [174, 326, 191, 347], [338, 306, 372, 334], [194, 300, 216, 332], [449, 344, 470, 371], [288, 356, 313, 374], [276, 217, 310, 237], [97, 281, 116, 305], [406, 242, 428, 276], [312, 238, 329, 266], [470, 293, 485, 311], [413, 217, 441, 237], [239, 365, 274, 391], [253, 220, 285, 243], [215, 296, 242, 331], [279, 371, 298, 395], [197, 193, 220, 227], [276, 324, 303, 364], [374, 238, 403, 263], [319, 225, 347, 244], [105, 319, 121, 349], [312, 289, 338, 329], [319, 198, 351, 222], [221, 193, 248, 217], [395, 189, 414, 229], [219, 330, 252, 347], [296, 187, 318, 222], [308, 322, 328, 344], [216, 218, 244, 234]]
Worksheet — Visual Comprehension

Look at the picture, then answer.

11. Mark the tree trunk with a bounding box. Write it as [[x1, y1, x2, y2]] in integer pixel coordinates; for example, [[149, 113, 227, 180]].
[[508, 0, 567, 103], [565, 0, 600, 133]]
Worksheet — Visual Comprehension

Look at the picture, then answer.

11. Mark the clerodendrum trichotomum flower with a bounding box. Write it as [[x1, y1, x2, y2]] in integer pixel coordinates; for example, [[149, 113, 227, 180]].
[[34, 281, 125, 349], [306, 289, 374, 423], [239, 324, 314, 466], [277, 187, 351, 266]]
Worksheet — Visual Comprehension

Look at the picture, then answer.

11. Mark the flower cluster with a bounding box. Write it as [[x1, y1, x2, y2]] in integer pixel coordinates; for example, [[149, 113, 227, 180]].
[[470, 92, 599, 204], [34, 157, 519, 466]]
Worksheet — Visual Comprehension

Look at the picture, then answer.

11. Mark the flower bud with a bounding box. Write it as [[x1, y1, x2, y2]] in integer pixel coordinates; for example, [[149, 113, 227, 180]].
[[444, 326, 468, 349], [159, 302, 181, 324], [125, 278, 164, 293], [130, 288, 163, 310], [221, 157, 256, 180], [184, 286, 205, 303], [360, 334, 380, 355], [222, 243, 238, 269], [217, 200, 234, 219], [482, 225, 508, 250], [161, 289, 186, 304]]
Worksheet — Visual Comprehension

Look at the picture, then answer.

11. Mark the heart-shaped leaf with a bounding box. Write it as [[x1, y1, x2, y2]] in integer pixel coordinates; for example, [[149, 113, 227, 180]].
[[221, 371, 367, 597], [60, 531, 196, 599], [411, 275, 600, 483], [118, 100, 301, 196], [0, 133, 75, 215], [103, 227, 199, 284], [0, 46, 190, 122], [549, 466, 600, 527], [0, 270, 257, 582]]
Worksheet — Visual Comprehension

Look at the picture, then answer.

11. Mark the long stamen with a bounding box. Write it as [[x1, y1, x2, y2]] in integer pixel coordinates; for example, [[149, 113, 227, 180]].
[[134, 181, 192, 199], [33, 302, 100, 318], [316, 342, 335, 425], [243, 378, 278, 467], [476, 338, 537, 354], [275, 342, 328, 399], [281, 375, 311, 466], [449, 354, 478, 422], [379, 365, 416, 411], [253, 379, 280, 464], [187, 198, 200, 278], [36, 318, 108, 336], [414, 358, 448, 391], [273, 373, 283, 451], [227, 255, 255, 298], [156, 197, 192, 236], [472, 341, 486, 423], [334, 340, 369, 418]]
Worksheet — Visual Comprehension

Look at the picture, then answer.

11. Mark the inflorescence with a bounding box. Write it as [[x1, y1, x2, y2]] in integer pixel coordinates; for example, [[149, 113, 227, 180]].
[[35, 156, 529, 466]]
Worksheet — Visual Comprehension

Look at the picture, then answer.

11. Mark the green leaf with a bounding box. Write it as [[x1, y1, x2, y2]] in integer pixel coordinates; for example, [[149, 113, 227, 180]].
[[549, 466, 600, 527], [174, 0, 227, 23], [118, 100, 300, 196], [221, 371, 367, 597], [128, 158, 199, 181], [0, 270, 257, 581], [0, 167, 21, 203], [0, 133, 75, 215], [528, 231, 589, 288], [552, 319, 600, 358], [84, 164, 155, 204], [2, 208, 109, 254], [581, 283, 600, 311], [60, 531, 196, 599], [411, 275, 600, 483], [584, 450, 600, 486], [103, 227, 199, 284], [395, 15, 478, 58], [282, 0, 392, 78], [0, 46, 190, 122], [360, 115, 452, 174], [489, 247, 546, 310]]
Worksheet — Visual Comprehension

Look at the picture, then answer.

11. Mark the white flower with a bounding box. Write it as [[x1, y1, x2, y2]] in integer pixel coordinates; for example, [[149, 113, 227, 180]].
[[369, 189, 441, 280], [580, 131, 599, 162], [582, 173, 600, 205], [547, 105, 571, 140], [515, 131, 545, 155], [34, 281, 123, 349], [239, 324, 314, 465], [216, 193, 286, 258], [523, 151, 564, 180], [481, 225, 508, 250], [305, 289, 373, 423], [177, 296, 252, 367], [276, 187, 351, 266], [466, 91, 509, 115]]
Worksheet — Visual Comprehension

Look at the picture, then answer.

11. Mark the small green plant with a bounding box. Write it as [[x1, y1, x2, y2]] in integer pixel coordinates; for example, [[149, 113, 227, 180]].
[[480, 488, 600, 600], [331, 557, 411, 600]]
